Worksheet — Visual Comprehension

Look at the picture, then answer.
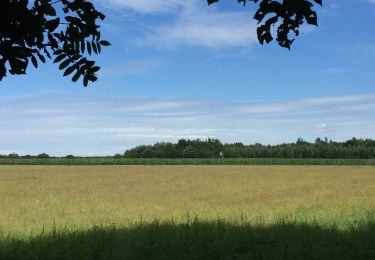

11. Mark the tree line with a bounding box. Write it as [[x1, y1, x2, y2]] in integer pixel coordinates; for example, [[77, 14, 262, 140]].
[[124, 138, 375, 159], [2, 137, 375, 159], [0, 154, 123, 159], [0, 153, 51, 159]]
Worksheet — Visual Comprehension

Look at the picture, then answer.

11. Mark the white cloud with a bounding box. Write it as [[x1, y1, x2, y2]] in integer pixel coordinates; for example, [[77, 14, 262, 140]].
[[0, 93, 375, 156], [140, 9, 257, 49], [99, 0, 187, 14], [100, 59, 162, 77], [99, 0, 257, 49], [315, 67, 349, 76]]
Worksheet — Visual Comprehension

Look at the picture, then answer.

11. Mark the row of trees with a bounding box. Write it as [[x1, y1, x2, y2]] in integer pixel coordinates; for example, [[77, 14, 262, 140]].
[[0, 153, 51, 159], [2, 137, 375, 159], [0, 154, 123, 159], [124, 138, 375, 159]]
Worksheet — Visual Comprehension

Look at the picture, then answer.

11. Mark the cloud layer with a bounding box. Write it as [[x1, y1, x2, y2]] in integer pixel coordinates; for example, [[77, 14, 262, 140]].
[[102, 0, 186, 14], [140, 10, 257, 49], [1, 93, 374, 156], [99, 0, 258, 49]]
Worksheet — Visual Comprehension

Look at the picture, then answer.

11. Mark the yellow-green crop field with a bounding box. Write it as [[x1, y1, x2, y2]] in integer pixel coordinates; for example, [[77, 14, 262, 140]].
[[1, 165, 375, 259], [1, 165, 375, 232]]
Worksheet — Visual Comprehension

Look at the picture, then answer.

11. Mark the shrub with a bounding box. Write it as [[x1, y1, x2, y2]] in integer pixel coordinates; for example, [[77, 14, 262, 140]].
[[8, 153, 19, 158], [37, 153, 50, 159]]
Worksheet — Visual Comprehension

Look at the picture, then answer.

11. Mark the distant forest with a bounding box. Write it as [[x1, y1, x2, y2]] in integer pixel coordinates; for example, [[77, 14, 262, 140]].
[[2, 138, 375, 160], [124, 138, 375, 159]]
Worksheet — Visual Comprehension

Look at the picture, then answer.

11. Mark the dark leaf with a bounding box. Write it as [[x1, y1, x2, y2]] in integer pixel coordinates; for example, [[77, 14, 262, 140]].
[[83, 76, 89, 87], [314, 0, 323, 5], [44, 49, 52, 59], [64, 65, 76, 76], [46, 18, 60, 32], [44, 5, 57, 16], [99, 40, 111, 46], [72, 70, 82, 82], [54, 49, 64, 55], [31, 56, 38, 68], [305, 11, 318, 26], [37, 53, 46, 63], [87, 42, 92, 55], [54, 54, 67, 63], [76, 57, 88, 66], [90, 66, 100, 73], [48, 34, 59, 48], [92, 42, 98, 54], [207, 0, 219, 5], [0, 62, 6, 80], [9, 58, 26, 75], [59, 59, 71, 70], [81, 41, 85, 53]]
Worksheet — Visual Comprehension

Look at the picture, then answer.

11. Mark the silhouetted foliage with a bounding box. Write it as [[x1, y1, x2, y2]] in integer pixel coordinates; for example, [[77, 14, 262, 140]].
[[207, 0, 322, 49], [1, 0, 323, 85], [124, 137, 375, 159], [0, 0, 110, 86]]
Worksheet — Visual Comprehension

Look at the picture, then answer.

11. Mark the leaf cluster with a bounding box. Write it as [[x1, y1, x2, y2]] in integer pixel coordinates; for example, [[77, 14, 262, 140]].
[[0, 0, 110, 86], [207, 0, 323, 49]]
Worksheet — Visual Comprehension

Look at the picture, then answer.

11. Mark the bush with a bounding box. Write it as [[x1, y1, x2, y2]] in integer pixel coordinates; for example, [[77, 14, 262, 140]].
[[37, 153, 50, 159], [8, 153, 19, 158]]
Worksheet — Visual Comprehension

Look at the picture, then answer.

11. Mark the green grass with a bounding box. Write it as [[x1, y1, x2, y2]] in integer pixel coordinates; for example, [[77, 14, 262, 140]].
[[1, 157, 375, 165]]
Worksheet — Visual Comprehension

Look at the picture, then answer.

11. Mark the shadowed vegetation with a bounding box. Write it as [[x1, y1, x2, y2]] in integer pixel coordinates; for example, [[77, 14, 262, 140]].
[[1, 220, 375, 260]]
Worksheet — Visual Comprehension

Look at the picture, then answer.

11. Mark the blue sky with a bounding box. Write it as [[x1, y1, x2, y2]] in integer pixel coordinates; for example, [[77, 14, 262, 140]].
[[1, 0, 375, 156]]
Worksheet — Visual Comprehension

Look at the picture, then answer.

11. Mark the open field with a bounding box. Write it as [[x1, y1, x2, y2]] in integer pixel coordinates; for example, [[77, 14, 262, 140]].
[[1, 158, 375, 165], [1, 165, 375, 259]]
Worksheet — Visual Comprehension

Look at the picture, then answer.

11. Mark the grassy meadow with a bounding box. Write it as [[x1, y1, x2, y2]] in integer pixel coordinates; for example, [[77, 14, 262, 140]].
[[1, 165, 375, 259]]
